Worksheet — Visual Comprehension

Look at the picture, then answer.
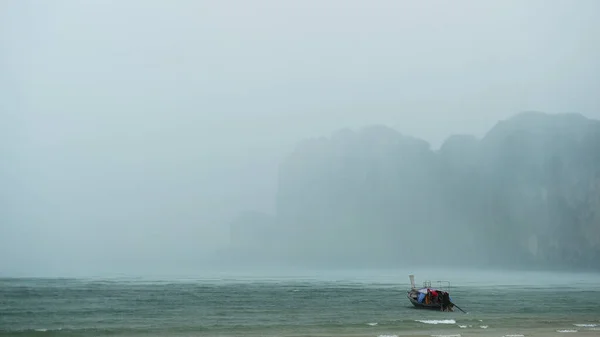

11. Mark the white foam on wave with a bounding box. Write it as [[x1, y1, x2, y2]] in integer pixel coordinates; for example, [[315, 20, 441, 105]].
[[480, 325, 489, 329], [573, 324, 597, 327], [503, 334, 524, 337], [557, 330, 578, 333], [378, 335, 398, 337], [416, 319, 456, 325], [458, 325, 467, 329], [431, 334, 461, 337], [34, 329, 48, 332], [367, 322, 378, 326]]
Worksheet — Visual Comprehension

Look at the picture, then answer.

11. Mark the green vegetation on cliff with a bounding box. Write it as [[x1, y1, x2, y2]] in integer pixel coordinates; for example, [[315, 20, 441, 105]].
[[228, 112, 600, 270]]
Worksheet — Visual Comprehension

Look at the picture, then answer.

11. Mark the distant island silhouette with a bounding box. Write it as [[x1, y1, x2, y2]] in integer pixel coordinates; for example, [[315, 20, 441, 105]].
[[221, 111, 600, 271]]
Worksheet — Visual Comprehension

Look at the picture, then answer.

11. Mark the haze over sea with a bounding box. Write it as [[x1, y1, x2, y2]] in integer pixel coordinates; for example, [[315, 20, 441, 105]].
[[2, 269, 599, 337]]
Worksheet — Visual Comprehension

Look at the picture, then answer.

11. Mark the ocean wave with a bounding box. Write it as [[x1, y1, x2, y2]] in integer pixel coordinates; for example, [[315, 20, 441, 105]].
[[415, 320, 456, 325], [11, 328, 64, 333]]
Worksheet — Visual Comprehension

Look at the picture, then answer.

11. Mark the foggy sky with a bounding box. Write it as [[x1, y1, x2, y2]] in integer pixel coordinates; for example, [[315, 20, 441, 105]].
[[1, 0, 599, 276]]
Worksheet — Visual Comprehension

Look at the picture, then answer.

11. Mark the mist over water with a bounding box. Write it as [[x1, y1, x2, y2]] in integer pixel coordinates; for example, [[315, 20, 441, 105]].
[[3, 0, 600, 277], [3, 1, 600, 335], [15, 267, 599, 289]]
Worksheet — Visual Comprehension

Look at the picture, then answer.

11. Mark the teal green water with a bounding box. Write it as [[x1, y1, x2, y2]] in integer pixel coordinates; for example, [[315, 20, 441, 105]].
[[1, 271, 599, 337]]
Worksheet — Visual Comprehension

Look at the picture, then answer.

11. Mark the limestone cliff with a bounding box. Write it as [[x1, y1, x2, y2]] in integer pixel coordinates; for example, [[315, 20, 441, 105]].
[[228, 112, 600, 270]]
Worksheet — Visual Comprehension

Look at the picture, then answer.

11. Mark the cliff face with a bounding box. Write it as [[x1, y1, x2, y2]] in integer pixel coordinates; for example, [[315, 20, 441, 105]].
[[472, 112, 600, 268], [229, 112, 600, 270]]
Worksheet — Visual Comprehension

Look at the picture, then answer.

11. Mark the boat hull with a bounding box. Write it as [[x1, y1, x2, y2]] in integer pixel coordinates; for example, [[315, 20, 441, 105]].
[[407, 288, 453, 311], [407, 292, 443, 310]]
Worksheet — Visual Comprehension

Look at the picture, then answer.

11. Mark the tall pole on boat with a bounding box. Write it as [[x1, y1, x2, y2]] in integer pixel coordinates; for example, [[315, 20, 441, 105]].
[[409, 274, 416, 289]]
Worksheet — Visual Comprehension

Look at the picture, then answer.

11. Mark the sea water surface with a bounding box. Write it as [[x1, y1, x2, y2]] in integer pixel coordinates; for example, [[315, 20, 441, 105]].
[[1, 269, 599, 337]]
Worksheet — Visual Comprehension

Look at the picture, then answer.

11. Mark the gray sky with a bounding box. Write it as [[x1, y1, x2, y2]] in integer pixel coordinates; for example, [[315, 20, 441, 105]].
[[1, 0, 599, 276]]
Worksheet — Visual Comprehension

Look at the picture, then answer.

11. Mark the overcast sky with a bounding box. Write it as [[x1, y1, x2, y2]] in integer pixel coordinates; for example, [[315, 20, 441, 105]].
[[1, 0, 599, 276]]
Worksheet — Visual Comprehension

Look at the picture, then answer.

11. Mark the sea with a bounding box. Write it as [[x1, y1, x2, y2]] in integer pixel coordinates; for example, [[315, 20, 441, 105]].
[[1, 269, 599, 337]]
